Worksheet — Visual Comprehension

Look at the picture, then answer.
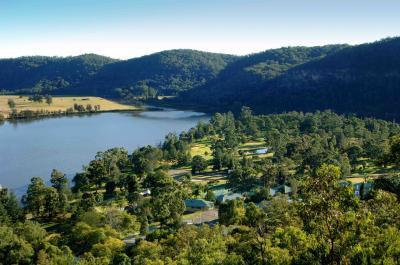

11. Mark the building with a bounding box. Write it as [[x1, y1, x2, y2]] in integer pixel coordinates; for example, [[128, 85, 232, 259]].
[[269, 185, 292, 196], [255, 148, 269, 154], [185, 199, 214, 212], [340, 181, 373, 198], [216, 192, 244, 203], [139, 189, 151, 196]]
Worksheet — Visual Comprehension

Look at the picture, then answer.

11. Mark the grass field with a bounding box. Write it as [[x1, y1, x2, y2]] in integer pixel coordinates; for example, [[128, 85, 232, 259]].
[[191, 142, 213, 160], [0, 95, 139, 118]]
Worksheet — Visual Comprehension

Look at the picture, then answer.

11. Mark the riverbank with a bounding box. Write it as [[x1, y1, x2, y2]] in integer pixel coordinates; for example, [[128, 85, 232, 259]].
[[0, 95, 141, 120]]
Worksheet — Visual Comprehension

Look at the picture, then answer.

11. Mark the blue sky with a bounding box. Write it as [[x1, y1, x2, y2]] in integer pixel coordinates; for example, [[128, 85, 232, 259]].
[[0, 0, 399, 59]]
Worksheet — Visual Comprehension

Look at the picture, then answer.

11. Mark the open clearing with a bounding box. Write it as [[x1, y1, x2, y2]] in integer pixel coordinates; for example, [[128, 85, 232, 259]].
[[0, 95, 139, 118]]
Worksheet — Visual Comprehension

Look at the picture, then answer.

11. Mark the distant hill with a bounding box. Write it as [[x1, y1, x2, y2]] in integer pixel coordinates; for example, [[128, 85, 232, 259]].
[[172, 38, 400, 120], [0, 54, 117, 93], [0, 50, 237, 98], [71, 49, 238, 97]]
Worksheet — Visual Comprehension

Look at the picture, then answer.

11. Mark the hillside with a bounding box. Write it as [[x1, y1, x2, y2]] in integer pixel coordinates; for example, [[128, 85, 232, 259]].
[[0, 50, 237, 98], [0, 54, 117, 93], [171, 38, 400, 120], [250, 37, 400, 120], [70, 49, 238, 97], [174, 45, 346, 108]]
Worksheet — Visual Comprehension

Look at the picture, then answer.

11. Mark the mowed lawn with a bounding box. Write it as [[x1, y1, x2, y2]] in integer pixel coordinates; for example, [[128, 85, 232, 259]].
[[0, 95, 139, 118]]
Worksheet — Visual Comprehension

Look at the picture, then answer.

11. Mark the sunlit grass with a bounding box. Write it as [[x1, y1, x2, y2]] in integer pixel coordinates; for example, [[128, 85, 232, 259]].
[[0, 95, 139, 118]]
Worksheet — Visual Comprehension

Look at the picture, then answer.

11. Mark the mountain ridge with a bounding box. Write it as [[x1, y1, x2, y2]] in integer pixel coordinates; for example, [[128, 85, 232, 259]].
[[1, 38, 400, 119]]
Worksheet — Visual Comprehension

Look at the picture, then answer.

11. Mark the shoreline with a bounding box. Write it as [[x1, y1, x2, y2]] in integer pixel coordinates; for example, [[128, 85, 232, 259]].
[[1, 108, 145, 122], [0, 95, 145, 121]]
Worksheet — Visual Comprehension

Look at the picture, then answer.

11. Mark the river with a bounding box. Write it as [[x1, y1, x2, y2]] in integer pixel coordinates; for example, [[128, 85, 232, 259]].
[[0, 109, 209, 193]]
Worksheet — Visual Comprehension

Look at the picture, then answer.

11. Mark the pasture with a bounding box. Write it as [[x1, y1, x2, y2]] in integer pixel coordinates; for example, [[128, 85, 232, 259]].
[[0, 95, 138, 118]]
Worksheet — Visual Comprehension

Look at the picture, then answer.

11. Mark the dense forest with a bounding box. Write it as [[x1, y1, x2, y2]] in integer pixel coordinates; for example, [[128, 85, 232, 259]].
[[0, 54, 117, 94], [0, 50, 237, 99], [174, 45, 346, 110], [2, 108, 400, 264], [173, 37, 400, 120], [71, 50, 237, 98]]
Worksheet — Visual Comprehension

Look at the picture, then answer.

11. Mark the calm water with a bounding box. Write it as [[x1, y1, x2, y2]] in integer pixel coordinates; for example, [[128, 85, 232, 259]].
[[0, 109, 208, 192]]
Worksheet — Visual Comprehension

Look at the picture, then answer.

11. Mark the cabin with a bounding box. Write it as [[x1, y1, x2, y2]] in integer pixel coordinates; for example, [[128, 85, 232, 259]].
[[185, 199, 214, 212]]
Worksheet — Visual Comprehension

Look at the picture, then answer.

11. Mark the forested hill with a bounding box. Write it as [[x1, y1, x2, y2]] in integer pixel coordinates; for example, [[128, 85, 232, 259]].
[[71, 49, 238, 97], [0, 50, 237, 97], [172, 38, 400, 120], [174, 45, 347, 107], [250, 37, 400, 120], [0, 54, 117, 93]]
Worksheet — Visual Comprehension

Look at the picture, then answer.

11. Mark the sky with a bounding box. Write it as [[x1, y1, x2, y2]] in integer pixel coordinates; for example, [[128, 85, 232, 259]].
[[0, 0, 399, 59]]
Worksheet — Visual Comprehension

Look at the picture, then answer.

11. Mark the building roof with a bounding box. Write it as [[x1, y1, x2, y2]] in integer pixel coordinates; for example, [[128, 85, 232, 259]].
[[216, 193, 243, 203], [185, 199, 214, 209], [255, 148, 269, 154], [270, 185, 292, 196]]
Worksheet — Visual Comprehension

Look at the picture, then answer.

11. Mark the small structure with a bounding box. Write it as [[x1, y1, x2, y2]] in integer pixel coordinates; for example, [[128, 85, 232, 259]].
[[185, 199, 214, 212], [340, 181, 373, 198], [255, 148, 269, 154], [269, 185, 292, 197], [139, 189, 151, 196], [216, 192, 244, 203]]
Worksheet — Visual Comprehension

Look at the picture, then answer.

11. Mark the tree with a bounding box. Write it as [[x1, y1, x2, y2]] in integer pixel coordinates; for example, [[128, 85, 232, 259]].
[[86, 104, 93, 112], [73, 172, 91, 192], [15, 221, 47, 251], [0, 187, 24, 223], [260, 162, 278, 187], [7, 98, 16, 109], [151, 178, 186, 226], [131, 146, 163, 177], [103, 208, 140, 234], [218, 199, 245, 225], [45, 95, 53, 105], [0, 226, 34, 264], [300, 164, 359, 264], [389, 135, 400, 165], [24, 177, 47, 217], [50, 169, 68, 193], [205, 190, 216, 202], [79, 192, 98, 211], [50, 169, 68, 212], [87, 159, 107, 188], [112, 253, 131, 265], [228, 165, 258, 192], [44, 187, 60, 218], [191, 155, 207, 174]]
